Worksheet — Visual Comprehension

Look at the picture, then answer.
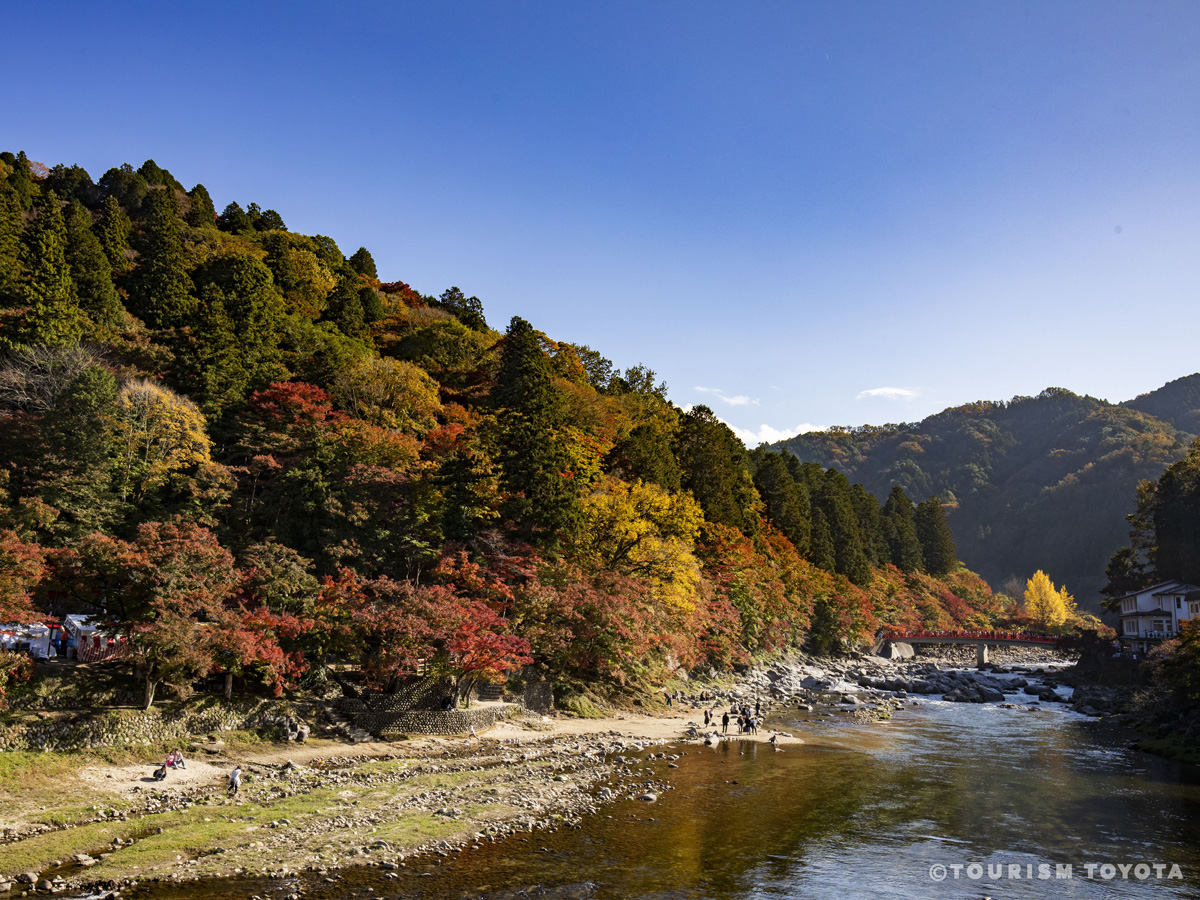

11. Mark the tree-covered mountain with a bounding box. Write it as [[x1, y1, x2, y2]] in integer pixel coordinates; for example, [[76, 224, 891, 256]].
[[1123, 374, 1200, 435], [0, 150, 1054, 706], [768, 387, 1193, 609]]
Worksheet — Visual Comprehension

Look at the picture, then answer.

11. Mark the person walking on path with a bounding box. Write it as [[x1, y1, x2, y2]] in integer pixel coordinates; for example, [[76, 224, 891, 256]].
[[227, 765, 242, 796]]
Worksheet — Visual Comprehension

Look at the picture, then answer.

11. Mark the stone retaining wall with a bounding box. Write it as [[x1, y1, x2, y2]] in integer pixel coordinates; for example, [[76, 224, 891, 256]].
[[521, 681, 553, 713], [356, 678, 456, 713], [0, 699, 285, 752], [361, 703, 518, 737]]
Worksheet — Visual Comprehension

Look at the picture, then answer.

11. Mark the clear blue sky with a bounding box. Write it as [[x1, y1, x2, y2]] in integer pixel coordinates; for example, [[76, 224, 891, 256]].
[[5, 2, 1199, 443]]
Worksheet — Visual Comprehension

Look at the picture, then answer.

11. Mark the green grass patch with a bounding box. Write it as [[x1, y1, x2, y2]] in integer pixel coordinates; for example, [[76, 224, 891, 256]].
[[369, 811, 469, 846], [557, 695, 607, 719], [0, 817, 148, 877]]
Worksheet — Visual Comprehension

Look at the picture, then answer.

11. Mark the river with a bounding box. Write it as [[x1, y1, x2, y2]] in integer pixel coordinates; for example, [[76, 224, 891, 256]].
[[131, 675, 1200, 900]]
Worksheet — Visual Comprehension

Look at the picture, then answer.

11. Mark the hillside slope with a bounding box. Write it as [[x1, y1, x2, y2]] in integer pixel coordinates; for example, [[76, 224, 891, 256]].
[[769, 386, 1193, 607], [1123, 373, 1200, 435]]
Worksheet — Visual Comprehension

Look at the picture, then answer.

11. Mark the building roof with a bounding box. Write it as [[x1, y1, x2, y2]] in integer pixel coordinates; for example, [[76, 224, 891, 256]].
[[1120, 609, 1174, 618], [1111, 580, 1200, 604], [1152, 584, 1197, 596]]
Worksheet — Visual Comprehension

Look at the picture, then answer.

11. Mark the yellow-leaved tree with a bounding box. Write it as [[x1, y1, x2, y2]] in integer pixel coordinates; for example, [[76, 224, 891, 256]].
[[576, 476, 703, 611], [111, 379, 213, 503], [1023, 569, 1076, 629], [332, 356, 443, 435]]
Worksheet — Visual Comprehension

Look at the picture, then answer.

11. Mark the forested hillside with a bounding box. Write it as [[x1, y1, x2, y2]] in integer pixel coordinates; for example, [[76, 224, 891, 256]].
[[1123, 374, 1200, 435], [770, 388, 1192, 608], [0, 151, 1016, 706]]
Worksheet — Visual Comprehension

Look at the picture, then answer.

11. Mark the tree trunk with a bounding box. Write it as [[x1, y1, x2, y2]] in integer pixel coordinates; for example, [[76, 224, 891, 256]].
[[143, 679, 157, 710], [224, 672, 234, 702]]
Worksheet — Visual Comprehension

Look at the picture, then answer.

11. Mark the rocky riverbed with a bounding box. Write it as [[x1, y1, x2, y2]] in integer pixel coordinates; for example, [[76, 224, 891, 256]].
[[2, 645, 1105, 897], [678, 644, 1111, 724]]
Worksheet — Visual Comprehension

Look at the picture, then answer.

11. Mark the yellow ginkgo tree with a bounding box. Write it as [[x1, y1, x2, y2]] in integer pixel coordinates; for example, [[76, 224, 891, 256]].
[[1023, 569, 1077, 629]]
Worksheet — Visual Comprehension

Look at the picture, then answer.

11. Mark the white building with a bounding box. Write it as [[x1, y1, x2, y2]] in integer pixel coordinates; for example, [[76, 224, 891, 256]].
[[1188, 589, 1200, 621], [1113, 580, 1200, 653]]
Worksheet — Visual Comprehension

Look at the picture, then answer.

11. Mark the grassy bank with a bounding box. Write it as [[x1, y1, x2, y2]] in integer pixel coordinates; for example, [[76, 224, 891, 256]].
[[0, 717, 678, 891]]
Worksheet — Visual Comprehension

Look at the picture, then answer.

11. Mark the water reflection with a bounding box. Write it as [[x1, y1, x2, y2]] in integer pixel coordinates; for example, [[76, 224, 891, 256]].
[[133, 694, 1200, 900]]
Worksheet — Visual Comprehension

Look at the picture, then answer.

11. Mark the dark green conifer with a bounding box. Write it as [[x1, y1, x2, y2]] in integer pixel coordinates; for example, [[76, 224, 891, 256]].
[[40, 366, 120, 536], [915, 495, 958, 574], [606, 423, 682, 492], [883, 485, 924, 572], [851, 483, 887, 566], [750, 448, 810, 554], [348, 247, 378, 279], [3, 152, 38, 209], [185, 184, 217, 227], [438, 446, 499, 541], [358, 285, 385, 323], [493, 316, 584, 540], [0, 178, 23, 303], [187, 253, 289, 411], [217, 201, 252, 233], [254, 208, 286, 231], [98, 164, 149, 211], [817, 469, 872, 585], [260, 232, 300, 299], [11, 191, 83, 347], [65, 200, 123, 327], [94, 195, 133, 275], [674, 405, 761, 536], [323, 277, 370, 341], [45, 164, 97, 206], [137, 159, 183, 192], [438, 286, 488, 331], [129, 189, 195, 327], [809, 508, 837, 573]]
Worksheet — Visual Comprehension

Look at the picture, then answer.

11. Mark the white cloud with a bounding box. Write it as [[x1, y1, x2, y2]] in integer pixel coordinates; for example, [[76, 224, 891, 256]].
[[695, 386, 758, 406], [724, 421, 824, 447], [856, 387, 919, 400]]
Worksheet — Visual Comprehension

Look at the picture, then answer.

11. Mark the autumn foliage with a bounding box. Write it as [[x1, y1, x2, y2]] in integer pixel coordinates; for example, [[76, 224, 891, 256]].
[[0, 150, 1009, 707]]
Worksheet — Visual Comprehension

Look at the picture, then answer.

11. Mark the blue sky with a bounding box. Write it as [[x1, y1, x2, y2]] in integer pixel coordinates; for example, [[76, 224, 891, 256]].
[[5, 2, 1200, 443]]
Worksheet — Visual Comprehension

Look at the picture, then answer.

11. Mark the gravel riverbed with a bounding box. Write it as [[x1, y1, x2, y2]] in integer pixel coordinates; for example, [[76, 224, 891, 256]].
[[0, 645, 1090, 897]]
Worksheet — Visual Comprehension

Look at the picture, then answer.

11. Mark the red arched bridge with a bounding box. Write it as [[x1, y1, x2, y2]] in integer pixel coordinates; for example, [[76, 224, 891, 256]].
[[873, 629, 1064, 665]]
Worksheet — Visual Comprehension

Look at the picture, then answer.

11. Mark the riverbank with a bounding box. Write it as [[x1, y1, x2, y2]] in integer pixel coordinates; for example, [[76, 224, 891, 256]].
[[0, 647, 1076, 895]]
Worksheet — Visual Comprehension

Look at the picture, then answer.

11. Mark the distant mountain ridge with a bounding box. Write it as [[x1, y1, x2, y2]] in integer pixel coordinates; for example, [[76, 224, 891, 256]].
[[767, 379, 1200, 609], [1123, 373, 1200, 434]]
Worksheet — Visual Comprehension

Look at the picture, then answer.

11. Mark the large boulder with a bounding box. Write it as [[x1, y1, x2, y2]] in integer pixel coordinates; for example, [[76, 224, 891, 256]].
[[882, 641, 915, 660]]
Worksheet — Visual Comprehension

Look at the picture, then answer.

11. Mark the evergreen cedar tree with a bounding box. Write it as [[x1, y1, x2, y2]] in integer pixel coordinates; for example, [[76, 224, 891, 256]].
[[0, 148, 1067, 712]]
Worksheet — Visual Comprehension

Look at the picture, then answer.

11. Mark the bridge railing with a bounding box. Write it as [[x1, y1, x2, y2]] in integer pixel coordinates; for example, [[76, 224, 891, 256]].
[[880, 629, 1060, 645]]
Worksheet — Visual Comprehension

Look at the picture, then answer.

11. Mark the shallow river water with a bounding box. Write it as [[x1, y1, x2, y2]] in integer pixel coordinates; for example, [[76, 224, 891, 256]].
[[131, 682, 1200, 900]]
